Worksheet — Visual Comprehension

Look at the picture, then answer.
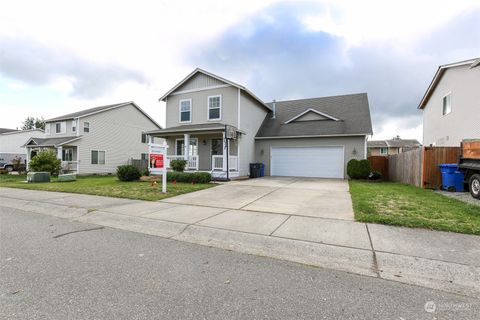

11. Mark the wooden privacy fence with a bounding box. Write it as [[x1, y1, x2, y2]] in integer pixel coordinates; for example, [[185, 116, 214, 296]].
[[372, 147, 462, 188], [388, 148, 423, 187], [368, 156, 389, 180]]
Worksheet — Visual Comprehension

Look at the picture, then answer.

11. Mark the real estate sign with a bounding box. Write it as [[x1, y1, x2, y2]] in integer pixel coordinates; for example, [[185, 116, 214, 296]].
[[148, 143, 168, 193]]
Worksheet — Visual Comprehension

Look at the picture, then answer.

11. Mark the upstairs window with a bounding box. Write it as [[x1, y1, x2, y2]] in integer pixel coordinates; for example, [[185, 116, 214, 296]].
[[55, 122, 62, 134], [208, 95, 221, 120], [84, 122, 90, 133], [72, 120, 76, 132], [442, 94, 451, 115], [179, 99, 192, 123]]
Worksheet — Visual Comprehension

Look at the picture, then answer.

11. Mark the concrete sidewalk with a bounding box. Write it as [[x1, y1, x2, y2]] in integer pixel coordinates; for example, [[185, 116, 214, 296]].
[[1, 187, 479, 298]]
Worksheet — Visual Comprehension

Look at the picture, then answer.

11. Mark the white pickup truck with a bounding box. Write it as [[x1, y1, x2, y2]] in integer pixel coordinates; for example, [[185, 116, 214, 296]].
[[0, 153, 26, 172]]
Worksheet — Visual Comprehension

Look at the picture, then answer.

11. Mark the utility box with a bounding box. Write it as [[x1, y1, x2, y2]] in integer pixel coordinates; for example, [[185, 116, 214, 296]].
[[27, 172, 51, 183], [58, 174, 76, 182]]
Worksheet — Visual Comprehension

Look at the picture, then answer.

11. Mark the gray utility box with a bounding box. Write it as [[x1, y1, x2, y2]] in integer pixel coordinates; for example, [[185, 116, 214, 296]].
[[27, 172, 51, 183], [58, 174, 77, 182]]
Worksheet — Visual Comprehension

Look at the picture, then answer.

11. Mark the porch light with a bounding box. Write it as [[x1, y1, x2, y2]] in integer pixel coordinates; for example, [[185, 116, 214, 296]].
[[202, 140, 207, 145], [352, 148, 357, 155]]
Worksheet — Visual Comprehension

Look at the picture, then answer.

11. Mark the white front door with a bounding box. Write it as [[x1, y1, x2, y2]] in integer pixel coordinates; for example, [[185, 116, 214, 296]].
[[271, 146, 344, 178]]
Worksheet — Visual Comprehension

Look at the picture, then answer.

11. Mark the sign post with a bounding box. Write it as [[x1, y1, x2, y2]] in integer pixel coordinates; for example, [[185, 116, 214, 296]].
[[148, 142, 168, 193]]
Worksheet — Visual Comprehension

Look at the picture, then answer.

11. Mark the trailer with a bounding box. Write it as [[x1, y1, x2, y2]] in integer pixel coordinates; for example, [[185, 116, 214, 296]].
[[458, 140, 480, 199]]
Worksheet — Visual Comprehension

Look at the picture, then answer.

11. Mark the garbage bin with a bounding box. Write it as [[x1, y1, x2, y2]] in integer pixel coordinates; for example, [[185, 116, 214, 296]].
[[249, 163, 260, 178], [439, 164, 465, 192], [259, 163, 265, 177]]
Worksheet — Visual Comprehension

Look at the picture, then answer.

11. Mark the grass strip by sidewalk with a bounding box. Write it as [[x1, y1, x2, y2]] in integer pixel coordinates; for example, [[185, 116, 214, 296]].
[[0, 174, 215, 201], [349, 180, 480, 235]]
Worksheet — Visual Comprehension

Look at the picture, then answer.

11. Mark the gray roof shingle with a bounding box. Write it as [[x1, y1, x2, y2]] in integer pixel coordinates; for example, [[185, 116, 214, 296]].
[[368, 139, 422, 148], [0, 128, 18, 134], [256, 93, 373, 138], [46, 102, 131, 122], [25, 136, 81, 147]]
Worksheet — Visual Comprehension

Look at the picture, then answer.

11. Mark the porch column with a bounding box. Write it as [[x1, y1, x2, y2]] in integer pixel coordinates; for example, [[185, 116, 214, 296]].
[[26, 148, 31, 170], [183, 133, 190, 161], [57, 147, 63, 161], [222, 132, 227, 171]]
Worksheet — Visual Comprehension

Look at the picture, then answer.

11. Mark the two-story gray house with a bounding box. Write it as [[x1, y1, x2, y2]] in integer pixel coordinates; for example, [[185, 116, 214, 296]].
[[24, 102, 161, 174], [148, 68, 372, 179], [418, 57, 480, 146]]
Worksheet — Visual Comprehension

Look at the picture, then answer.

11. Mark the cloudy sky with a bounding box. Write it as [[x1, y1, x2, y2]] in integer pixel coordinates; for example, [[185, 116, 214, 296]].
[[1, 0, 479, 141]]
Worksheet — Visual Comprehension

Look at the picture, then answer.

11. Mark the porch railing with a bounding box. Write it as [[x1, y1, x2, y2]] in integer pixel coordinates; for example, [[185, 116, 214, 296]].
[[212, 155, 238, 171], [166, 155, 198, 170], [61, 161, 78, 172]]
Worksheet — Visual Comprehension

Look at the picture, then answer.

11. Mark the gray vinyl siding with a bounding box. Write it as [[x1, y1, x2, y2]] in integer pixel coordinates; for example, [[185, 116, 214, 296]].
[[71, 104, 161, 174], [239, 91, 268, 176], [176, 73, 226, 92], [166, 85, 239, 128], [0, 130, 45, 154], [423, 64, 480, 146], [44, 120, 78, 137], [254, 136, 367, 178]]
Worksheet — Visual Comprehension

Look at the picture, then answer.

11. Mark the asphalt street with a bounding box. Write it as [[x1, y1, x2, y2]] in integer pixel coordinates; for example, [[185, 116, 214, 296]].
[[1, 206, 478, 320]]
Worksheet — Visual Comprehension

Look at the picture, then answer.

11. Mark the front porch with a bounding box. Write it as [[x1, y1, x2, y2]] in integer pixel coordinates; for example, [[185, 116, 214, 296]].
[[148, 124, 242, 179]]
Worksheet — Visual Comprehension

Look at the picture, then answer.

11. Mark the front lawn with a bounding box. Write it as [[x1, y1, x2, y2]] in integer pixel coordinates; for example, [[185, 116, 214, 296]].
[[0, 174, 215, 201], [349, 180, 480, 235]]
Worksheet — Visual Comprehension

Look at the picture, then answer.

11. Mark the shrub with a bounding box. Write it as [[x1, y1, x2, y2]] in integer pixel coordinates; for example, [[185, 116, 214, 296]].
[[28, 150, 61, 176], [167, 171, 211, 183], [142, 168, 150, 177], [117, 165, 141, 181], [347, 159, 371, 179], [170, 159, 187, 172]]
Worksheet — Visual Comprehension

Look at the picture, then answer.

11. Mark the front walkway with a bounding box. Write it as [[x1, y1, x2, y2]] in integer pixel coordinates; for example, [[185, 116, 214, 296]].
[[1, 183, 479, 298]]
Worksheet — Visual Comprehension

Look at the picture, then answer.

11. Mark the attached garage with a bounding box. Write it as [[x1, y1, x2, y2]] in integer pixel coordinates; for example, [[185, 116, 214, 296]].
[[271, 146, 344, 178]]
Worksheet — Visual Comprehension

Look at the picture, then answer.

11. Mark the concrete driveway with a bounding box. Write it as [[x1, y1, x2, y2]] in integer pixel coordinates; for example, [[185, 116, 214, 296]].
[[162, 177, 354, 221]]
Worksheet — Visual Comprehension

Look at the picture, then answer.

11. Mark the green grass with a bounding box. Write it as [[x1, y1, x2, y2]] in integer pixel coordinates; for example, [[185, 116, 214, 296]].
[[0, 174, 216, 201], [349, 180, 480, 235]]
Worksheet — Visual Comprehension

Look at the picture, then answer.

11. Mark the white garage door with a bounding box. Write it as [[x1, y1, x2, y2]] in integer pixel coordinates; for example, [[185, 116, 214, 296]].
[[271, 146, 344, 178]]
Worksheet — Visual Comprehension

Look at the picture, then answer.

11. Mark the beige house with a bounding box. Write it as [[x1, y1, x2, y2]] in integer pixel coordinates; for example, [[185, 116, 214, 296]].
[[24, 102, 161, 174], [419, 58, 480, 147], [368, 138, 421, 156], [148, 68, 373, 179]]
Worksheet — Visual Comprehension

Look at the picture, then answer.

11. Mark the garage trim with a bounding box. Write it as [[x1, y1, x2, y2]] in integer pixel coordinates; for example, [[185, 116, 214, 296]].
[[269, 145, 345, 179]]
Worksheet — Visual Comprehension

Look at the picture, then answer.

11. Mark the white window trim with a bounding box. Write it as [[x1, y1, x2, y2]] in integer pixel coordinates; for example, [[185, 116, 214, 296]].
[[380, 147, 388, 155], [84, 121, 91, 133], [207, 95, 222, 121], [71, 120, 77, 133], [442, 92, 452, 116], [175, 138, 198, 156], [179, 98, 192, 123], [54, 122, 64, 134], [90, 150, 106, 165]]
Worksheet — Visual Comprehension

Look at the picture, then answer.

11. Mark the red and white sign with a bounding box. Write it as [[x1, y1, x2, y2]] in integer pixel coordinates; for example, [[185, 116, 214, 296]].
[[150, 153, 164, 169]]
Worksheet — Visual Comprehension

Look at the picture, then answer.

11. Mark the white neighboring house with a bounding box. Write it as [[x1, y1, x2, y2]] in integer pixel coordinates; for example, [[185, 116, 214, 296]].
[[24, 102, 162, 175], [418, 57, 480, 146], [0, 128, 45, 171]]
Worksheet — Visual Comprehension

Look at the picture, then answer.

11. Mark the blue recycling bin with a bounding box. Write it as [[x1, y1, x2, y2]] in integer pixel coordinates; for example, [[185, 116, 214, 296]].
[[439, 164, 465, 192], [259, 163, 265, 177]]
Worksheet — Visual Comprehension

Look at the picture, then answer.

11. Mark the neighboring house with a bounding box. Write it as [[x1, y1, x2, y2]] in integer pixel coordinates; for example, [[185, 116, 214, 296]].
[[418, 57, 480, 147], [0, 129, 45, 170], [24, 102, 162, 174], [368, 138, 421, 156], [148, 68, 373, 179]]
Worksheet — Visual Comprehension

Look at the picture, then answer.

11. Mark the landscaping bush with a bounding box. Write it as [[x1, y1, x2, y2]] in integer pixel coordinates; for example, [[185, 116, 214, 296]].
[[28, 150, 61, 176], [116, 165, 141, 181], [347, 159, 371, 179], [167, 171, 211, 183], [170, 159, 187, 172]]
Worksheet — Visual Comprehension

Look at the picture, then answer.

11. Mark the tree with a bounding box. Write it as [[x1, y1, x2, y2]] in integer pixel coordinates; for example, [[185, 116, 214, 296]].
[[22, 117, 45, 130]]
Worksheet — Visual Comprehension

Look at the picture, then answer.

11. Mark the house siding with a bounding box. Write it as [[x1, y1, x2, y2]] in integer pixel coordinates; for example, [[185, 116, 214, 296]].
[[369, 147, 399, 156], [44, 120, 78, 138], [0, 130, 45, 155], [70, 104, 161, 174], [255, 136, 367, 178], [166, 86, 239, 128], [423, 64, 480, 146], [239, 91, 268, 176], [176, 73, 227, 92]]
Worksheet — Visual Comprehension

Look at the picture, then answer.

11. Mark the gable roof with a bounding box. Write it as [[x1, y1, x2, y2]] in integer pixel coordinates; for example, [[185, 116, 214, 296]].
[[256, 93, 373, 138], [45, 102, 162, 129], [159, 68, 271, 111], [24, 136, 82, 148], [284, 108, 340, 124], [368, 139, 421, 148], [418, 57, 480, 109]]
